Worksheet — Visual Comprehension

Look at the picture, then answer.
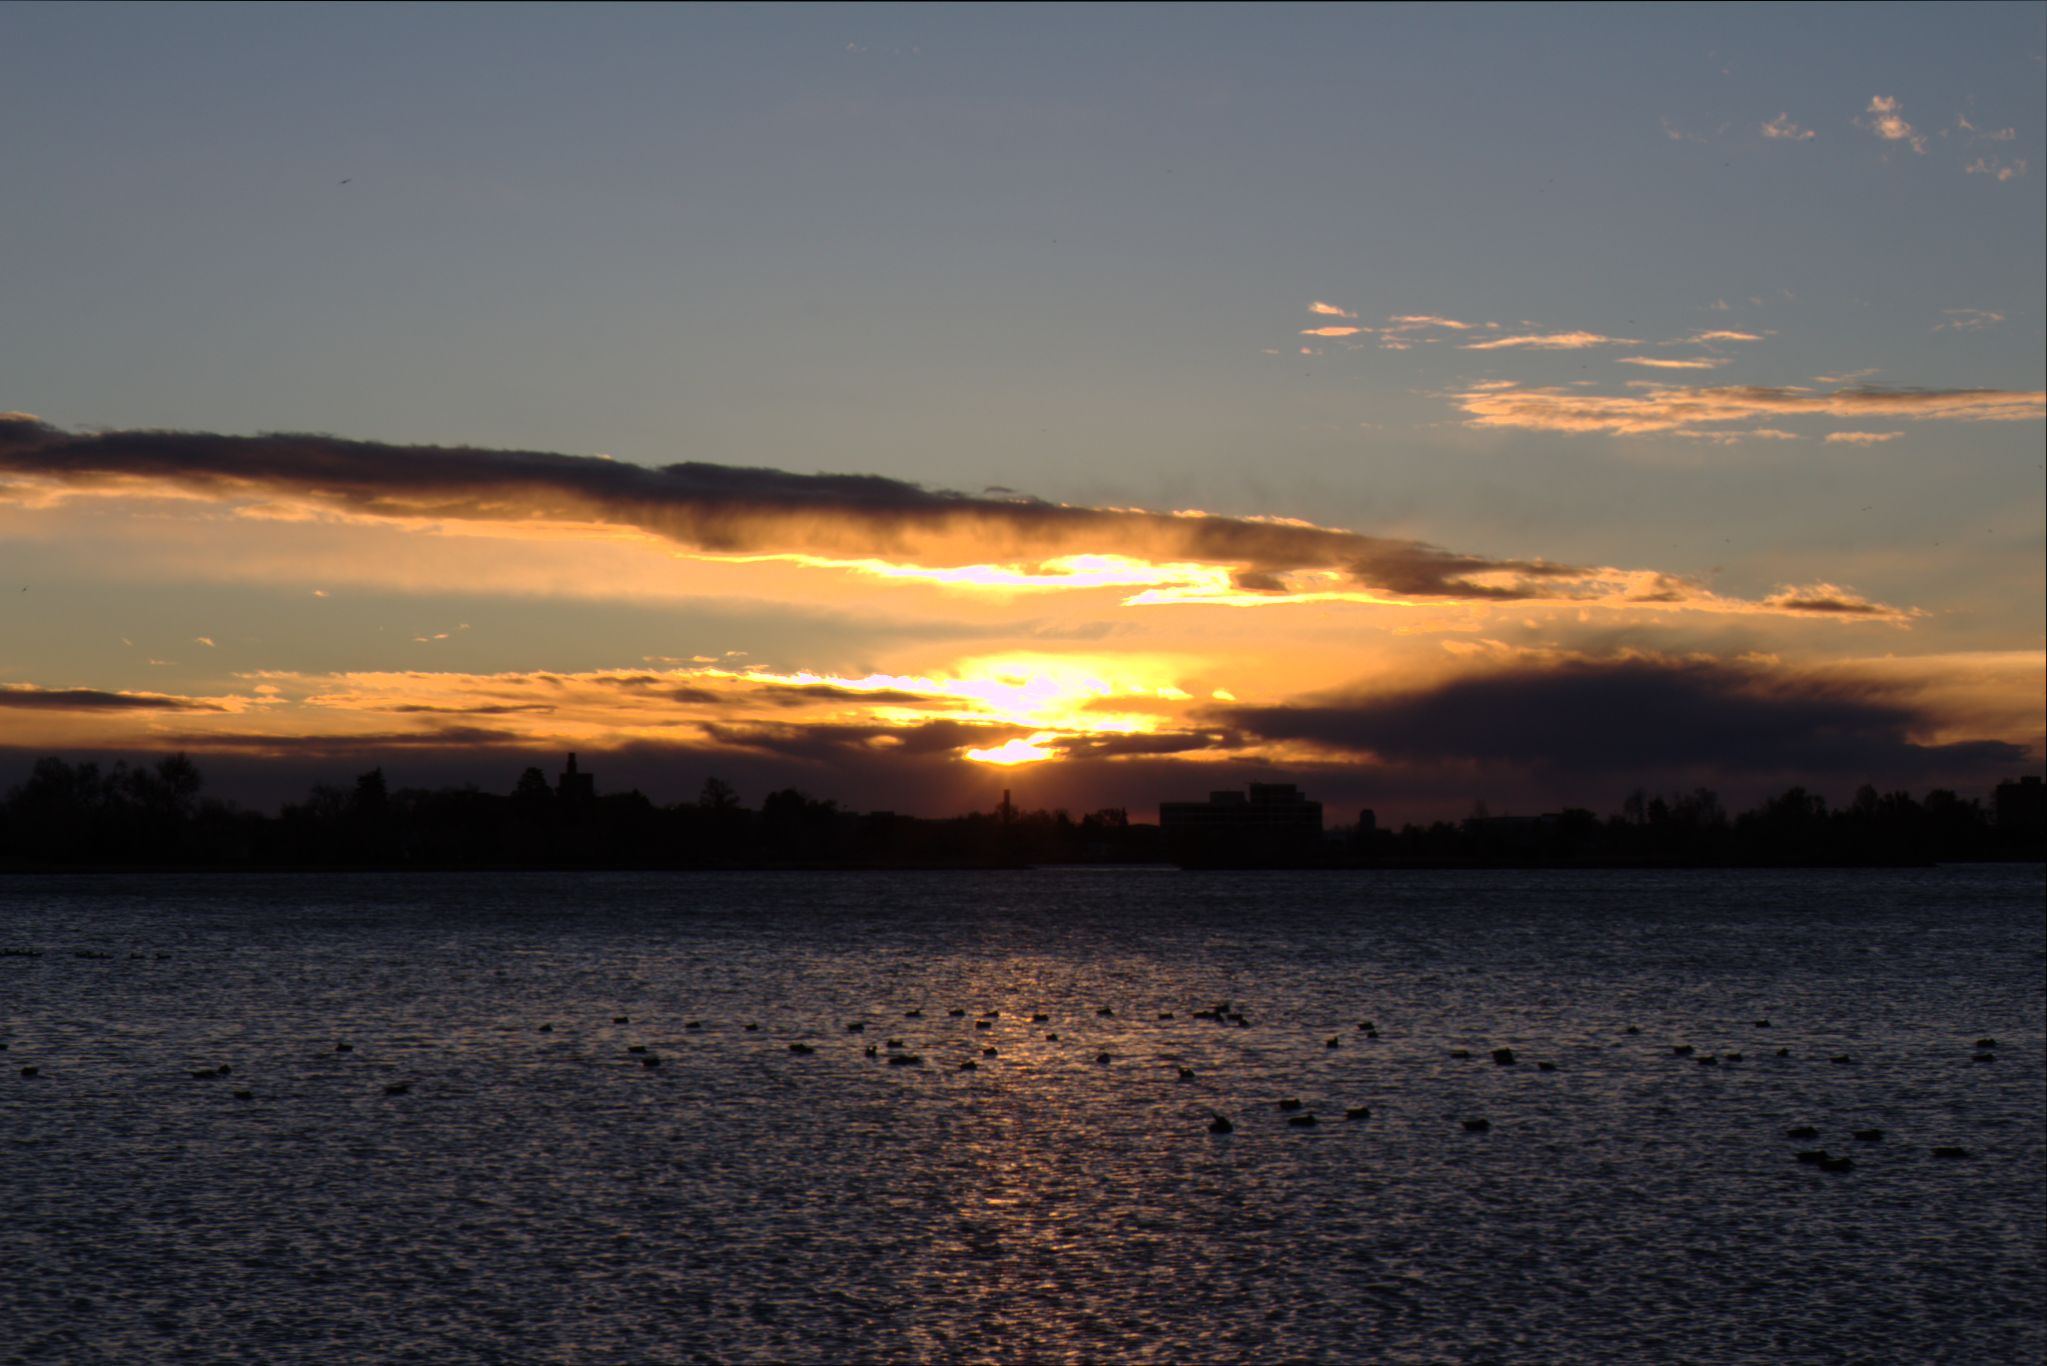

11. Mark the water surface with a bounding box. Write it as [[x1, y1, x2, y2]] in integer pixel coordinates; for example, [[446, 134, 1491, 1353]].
[[3, 866, 2042, 1363]]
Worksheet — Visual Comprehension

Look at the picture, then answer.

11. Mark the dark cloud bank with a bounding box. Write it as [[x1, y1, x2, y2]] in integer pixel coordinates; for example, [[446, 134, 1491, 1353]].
[[0, 413, 1602, 600]]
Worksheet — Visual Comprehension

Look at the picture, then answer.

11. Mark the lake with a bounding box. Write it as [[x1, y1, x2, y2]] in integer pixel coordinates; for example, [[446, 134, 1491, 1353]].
[[3, 866, 2042, 1363]]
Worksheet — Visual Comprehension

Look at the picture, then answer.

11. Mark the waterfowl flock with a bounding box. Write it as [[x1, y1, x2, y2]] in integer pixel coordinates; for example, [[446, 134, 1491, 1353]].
[[0, 961, 2008, 1172]]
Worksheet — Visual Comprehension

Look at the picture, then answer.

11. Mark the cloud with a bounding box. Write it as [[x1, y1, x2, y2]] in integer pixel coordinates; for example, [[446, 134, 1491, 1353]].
[[1617, 356, 1730, 370], [1860, 96, 1926, 153], [0, 412, 1727, 610], [1762, 113, 1816, 141], [0, 685, 228, 712], [1214, 654, 2025, 783], [1964, 157, 2028, 181], [1451, 381, 2046, 437], [1936, 308, 2006, 333], [1308, 301, 1356, 318], [1463, 331, 1638, 351], [1300, 326, 1365, 338], [1824, 431, 1904, 445], [1686, 330, 1767, 343], [1955, 116, 2016, 142], [1760, 583, 1907, 616]]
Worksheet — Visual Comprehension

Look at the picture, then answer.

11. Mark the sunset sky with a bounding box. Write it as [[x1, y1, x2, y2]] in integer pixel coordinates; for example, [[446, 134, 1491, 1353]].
[[3, 3, 2042, 821]]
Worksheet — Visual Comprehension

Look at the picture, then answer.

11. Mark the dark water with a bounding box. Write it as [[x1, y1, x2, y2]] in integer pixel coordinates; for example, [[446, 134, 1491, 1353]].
[[2, 866, 2042, 1364]]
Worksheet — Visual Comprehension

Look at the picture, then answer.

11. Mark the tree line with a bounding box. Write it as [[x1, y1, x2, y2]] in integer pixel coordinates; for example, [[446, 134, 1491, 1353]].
[[0, 754, 2038, 870]]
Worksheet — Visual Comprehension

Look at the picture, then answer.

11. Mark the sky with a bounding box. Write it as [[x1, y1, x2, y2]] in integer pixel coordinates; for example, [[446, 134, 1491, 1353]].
[[2, 2, 2043, 823]]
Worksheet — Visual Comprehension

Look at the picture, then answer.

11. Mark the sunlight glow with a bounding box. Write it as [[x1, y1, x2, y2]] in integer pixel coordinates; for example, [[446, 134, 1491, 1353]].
[[965, 733, 1060, 765]]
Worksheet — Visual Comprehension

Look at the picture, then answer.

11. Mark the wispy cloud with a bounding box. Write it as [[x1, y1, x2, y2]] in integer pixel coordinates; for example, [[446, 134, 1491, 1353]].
[[1301, 326, 1366, 338], [1618, 356, 1730, 370], [0, 684, 229, 712], [1686, 330, 1767, 344], [1463, 331, 1638, 351], [1387, 315, 1471, 330], [1964, 156, 2028, 181], [1860, 95, 1926, 154], [1307, 301, 1357, 318], [1451, 381, 2047, 437], [1825, 431, 1905, 445], [1761, 113, 1815, 141], [1955, 115, 2016, 142], [1936, 308, 2005, 332]]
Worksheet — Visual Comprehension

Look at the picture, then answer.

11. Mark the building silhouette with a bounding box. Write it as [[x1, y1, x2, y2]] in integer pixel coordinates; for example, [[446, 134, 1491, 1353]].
[[557, 752, 595, 805], [1994, 775, 2045, 835], [1160, 782, 1323, 862]]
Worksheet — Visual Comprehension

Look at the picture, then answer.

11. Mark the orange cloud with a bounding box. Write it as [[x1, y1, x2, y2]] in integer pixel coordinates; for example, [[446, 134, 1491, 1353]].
[[1300, 326, 1365, 338], [1861, 95, 1926, 153], [1452, 381, 2046, 436], [1824, 431, 1904, 445], [1463, 331, 1638, 351], [1762, 113, 1815, 141], [1307, 301, 1356, 318], [1618, 357, 1730, 370]]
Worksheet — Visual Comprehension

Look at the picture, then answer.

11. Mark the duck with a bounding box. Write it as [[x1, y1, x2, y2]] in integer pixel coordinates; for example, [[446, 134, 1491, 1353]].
[[334, 1042, 353, 1053], [1671, 1045, 1694, 1057], [1491, 1048, 1516, 1066], [613, 1016, 629, 1024], [887, 1053, 924, 1067], [864, 1045, 878, 1058], [1157, 1012, 1175, 1020], [1178, 1067, 1195, 1081], [1449, 1049, 1471, 1060], [1462, 1118, 1491, 1132], [1344, 1106, 1370, 1121], [788, 1043, 816, 1056], [384, 1082, 410, 1095], [1277, 1097, 1303, 1112], [1327, 1038, 1341, 1050], [1818, 1156, 1854, 1173], [627, 1045, 648, 1054], [1537, 1062, 1556, 1072], [641, 1057, 661, 1069], [1931, 1146, 1970, 1159], [1786, 1125, 1819, 1139], [982, 1046, 998, 1057], [1097, 1007, 1115, 1017], [1852, 1129, 1883, 1142], [1288, 1113, 1319, 1127], [1208, 1113, 1234, 1134], [1793, 1149, 1828, 1164], [904, 1009, 923, 1019], [959, 1060, 978, 1071], [846, 1021, 866, 1033], [1096, 1052, 1113, 1065]]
